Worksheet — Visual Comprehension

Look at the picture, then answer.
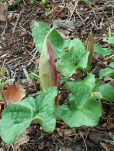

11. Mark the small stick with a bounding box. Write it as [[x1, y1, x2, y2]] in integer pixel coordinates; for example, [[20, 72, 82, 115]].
[[11, 144, 16, 151], [79, 132, 88, 151], [2, 3, 8, 35], [52, 5, 65, 20], [22, 66, 31, 82], [69, 0, 79, 19], [105, 54, 114, 60], [12, 9, 24, 34]]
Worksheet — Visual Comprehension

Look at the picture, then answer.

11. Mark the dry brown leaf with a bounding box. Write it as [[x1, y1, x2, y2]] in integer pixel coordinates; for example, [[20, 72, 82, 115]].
[[3, 85, 26, 104], [14, 130, 30, 151], [57, 128, 75, 137]]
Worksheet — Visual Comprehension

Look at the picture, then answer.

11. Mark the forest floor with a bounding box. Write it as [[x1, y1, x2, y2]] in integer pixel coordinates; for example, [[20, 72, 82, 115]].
[[0, 0, 114, 151]]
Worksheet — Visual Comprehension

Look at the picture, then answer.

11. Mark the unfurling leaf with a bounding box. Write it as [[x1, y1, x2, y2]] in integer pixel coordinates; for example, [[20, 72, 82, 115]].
[[87, 32, 94, 65], [39, 29, 60, 90]]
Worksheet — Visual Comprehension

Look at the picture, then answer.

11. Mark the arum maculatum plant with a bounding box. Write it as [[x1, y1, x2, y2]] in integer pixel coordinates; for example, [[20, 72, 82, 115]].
[[39, 28, 60, 90], [86, 32, 94, 66], [0, 21, 114, 145]]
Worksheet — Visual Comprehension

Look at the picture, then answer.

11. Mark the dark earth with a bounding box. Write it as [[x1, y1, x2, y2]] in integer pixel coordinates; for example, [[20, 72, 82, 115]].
[[0, 0, 114, 150]]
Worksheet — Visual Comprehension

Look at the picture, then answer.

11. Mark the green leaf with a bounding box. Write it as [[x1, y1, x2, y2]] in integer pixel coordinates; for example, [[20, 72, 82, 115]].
[[32, 87, 58, 132], [32, 22, 69, 58], [0, 79, 3, 89], [77, 51, 89, 69], [65, 74, 95, 109], [110, 62, 114, 68], [56, 74, 102, 127], [28, 72, 39, 80], [60, 76, 69, 84], [69, 39, 85, 58], [16, 0, 22, 3], [56, 39, 89, 77], [56, 92, 102, 127], [79, 0, 90, 4], [32, 22, 50, 52], [104, 36, 114, 44], [1, 102, 33, 144], [99, 62, 114, 79], [1, 87, 58, 144], [94, 44, 112, 57], [0, 94, 3, 100], [56, 48, 77, 77], [98, 83, 114, 102], [56, 99, 102, 127], [50, 29, 69, 58], [40, 0, 46, 5], [4, 79, 15, 85]]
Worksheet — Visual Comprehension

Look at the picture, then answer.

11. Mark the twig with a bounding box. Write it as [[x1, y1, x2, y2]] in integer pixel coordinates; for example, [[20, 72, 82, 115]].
[[22, 66, 31, 82], [6, 57, 22, 65], [76, 10, 85, 25], [7, 67, 21, 80], [11, 144, 16, 151], [103, 139, 114, 146], [105, 54, 114, 60], [69, 0, 79, 19], [12, 9, 24, 34], [79, 132, 88, 151], [93, 3, 114, 24], [26, 49, 38, 68], [19, 25, 32, 35], [52, 4, 65, 20], [100, 142, 109, 151], [2, 3, 8, 35]]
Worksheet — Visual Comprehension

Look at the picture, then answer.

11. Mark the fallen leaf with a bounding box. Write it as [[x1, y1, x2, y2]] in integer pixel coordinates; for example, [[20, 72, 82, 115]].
[[53, 19, 75, 36], [57, 128, 75, 137], [3, 85, 26, 104], [14, 130, 30, 151], [53, 19, 75, 31]]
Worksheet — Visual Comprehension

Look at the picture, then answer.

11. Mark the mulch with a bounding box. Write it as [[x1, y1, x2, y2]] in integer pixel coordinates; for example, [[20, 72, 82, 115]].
[[0, 0, 114, 150]]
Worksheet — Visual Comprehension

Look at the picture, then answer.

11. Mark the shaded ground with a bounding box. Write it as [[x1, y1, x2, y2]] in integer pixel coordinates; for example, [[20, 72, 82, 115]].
[[0, 0, 114, 150]]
